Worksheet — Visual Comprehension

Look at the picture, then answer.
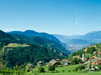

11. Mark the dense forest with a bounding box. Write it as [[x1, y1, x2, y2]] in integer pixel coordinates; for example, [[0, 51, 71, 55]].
[[3, 44, 64, 68], [9, 33, 70, 56], [0, 30, 65, 69]]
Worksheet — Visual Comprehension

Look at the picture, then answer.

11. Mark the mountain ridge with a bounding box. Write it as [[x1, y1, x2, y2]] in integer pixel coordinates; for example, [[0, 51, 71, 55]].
[[8, 30, 61, 45], [54, 31, 101, 52]]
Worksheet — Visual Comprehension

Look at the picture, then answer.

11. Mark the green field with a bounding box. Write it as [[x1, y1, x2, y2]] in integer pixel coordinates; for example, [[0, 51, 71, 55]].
[[31, 65, 78, 72], [29, 65, 101, 75], [0, 72, 101, 75], [39, 72, 101, 75]]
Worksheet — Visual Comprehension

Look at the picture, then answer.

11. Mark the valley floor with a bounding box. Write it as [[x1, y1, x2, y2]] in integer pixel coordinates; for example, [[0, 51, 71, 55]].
[[0, 72, 101, 75], [39, 72, 101, 75], [29, 65, 101, 75]]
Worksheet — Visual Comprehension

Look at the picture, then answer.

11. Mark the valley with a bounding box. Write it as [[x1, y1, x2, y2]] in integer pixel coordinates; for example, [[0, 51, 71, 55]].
[[54, 31, 101, 52], [0, 30, 101, 75]]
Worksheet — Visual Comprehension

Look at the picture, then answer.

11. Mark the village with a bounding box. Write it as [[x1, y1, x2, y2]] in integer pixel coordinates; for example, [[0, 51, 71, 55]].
[[26, 49, 101, 72]]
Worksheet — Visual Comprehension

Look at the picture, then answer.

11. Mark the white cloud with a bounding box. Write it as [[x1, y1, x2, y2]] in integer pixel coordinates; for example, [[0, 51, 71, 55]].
[[4, 28, 13, 32]]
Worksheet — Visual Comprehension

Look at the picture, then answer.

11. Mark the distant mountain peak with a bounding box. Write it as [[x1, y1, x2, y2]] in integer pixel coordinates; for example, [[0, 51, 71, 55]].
[[8, 30, 61, 44], [25, 30, 36, 32]]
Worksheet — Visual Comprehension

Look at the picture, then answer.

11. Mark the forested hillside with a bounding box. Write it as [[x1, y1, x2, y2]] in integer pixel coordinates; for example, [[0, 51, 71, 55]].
[[3, 44, 63, 68], [9, 30, 61, 44], [0, 30, 19, 50], [9, 33, 70, 56], [0, 30, 66, 68], [69, 43, 101, 59]]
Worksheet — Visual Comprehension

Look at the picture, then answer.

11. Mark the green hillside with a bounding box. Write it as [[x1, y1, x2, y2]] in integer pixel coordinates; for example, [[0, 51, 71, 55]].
[[3, 44, 64, 68], [0, 30, 64, 69], [69, 43, 101, 60], [9, 33, 70, 56]]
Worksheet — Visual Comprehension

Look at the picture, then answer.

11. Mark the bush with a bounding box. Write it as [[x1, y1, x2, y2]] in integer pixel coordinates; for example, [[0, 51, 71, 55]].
[[98, 65, 101, 70], [34, 70, 39, 75], [48, 65, 55, 71], [71, 58, 81, 65], [74, 67, 78, 72], [77, 64, 86, 71], [55, 70, 59, 73], [62, 70, 65, 72], [87, 47, 96, 54], [38, 67, 45, 73], [68, 70, 71, 72]]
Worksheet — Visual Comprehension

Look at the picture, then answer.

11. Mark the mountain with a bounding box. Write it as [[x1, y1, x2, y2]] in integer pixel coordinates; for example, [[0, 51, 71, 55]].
[[54, 34, 82, 43], [69, 43, 101, 59], [9, 33, 70, 56], [0, 30, 19, 50], [9, 30, 61, 44], [82, 31, 101, 41], [54, 31, 101, 52], [3, 44, 64, 68], [0, 30, 65, 68]]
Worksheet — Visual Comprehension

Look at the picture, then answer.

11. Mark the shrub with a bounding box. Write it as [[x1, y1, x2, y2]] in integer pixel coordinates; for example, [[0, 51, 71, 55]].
[[48, 65, 55, 71], [62, 70, 65, 72], [74, 67, 78, 72], [55, 70, 59, 73], [98, 65, 101, 70], [77, 64, 86, 71], [71, 58, 81, 65], [34, 70, 39, 75], [38, 67, 45, 73], [68, 70, 71, 72]]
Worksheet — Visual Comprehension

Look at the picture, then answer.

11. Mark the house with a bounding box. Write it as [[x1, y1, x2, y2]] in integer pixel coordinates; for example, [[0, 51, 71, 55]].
[[37, 61, 44, 67], [93, 56, 96, 59], [46, 63, 51, 66], [97, 51, 101, 57], [92, 60, 101, 65], [73, 56, 81, 59], [62, 59, 69, 66], [49, 59, 59, 66], [92, 57, 101, 65], [26, 63, 34, 69], [89, 56, 94, 62], [56, 59, 60, 62], [88, 56, 96, 62]]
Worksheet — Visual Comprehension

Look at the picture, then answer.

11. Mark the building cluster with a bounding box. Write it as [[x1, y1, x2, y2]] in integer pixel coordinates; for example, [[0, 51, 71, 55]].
[[74, 51, 101, 71], [26, 50, 101, 71], [37, 59, 70, 67]]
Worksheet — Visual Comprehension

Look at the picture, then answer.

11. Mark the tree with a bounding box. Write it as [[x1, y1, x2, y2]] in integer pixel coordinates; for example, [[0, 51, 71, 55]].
[[38, 67, 45, 73], [71, 58, 81, 65], [98, 65, 101, 70], [87, 47, 96, 54], [77, 64, 86, 71], [75, 67, 78, 72], [48, 65, 55, 71]]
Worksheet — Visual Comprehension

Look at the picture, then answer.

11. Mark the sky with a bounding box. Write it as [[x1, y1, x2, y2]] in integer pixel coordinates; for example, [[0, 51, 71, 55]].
[[0, 0, 101, 35]]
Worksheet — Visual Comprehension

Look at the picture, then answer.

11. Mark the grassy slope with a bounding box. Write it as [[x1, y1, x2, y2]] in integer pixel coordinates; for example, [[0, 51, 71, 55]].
[[0, 72, 101, 75], [39, 72, 101, 75], [4, 43, 29, 48], [29, 64, 101, 75]]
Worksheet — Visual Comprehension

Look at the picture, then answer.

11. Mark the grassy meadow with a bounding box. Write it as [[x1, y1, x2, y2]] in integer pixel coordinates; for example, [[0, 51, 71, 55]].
[[39, 72, 101, 75], [28, 65, 101, 75]]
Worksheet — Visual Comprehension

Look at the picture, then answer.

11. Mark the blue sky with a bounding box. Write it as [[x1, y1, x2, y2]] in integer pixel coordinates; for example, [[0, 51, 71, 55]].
[[0, 0, 101, 35]]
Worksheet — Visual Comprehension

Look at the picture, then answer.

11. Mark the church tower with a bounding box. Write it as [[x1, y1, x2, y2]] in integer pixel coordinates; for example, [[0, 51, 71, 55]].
[[82, 51, 85, 62]]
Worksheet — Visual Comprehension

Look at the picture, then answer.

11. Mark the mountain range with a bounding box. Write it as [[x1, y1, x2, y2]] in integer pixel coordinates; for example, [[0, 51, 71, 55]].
[[0, 30, 70, 68], [9, 30, 61, 44], [8, 30, 70, 55], [54, 31, 101, 52], [8, 30, 101, 53]]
